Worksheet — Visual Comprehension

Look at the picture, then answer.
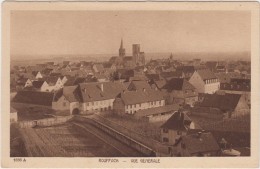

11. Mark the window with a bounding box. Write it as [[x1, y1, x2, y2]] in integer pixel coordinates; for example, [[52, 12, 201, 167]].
[[163, 128, 168, 133], [159, 101, 161, 105], [63, 102, 66, 107], [177, 131, 182, 135], [139, 103, 141, 107], [163, 137, 169, 142], [130, 105, 132, 108]]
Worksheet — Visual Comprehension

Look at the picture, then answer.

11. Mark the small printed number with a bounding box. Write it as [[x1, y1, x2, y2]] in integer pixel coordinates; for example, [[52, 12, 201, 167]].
[[13, 158, 26, 162]]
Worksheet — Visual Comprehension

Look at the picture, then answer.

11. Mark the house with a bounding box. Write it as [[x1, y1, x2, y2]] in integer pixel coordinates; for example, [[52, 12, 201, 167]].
[[160, 71, 184, 79], [79, 82, 126, 113], [113, 90, 165, 115], [12, 91, 54, 107], [134, 104, 180, 123], [205, 61, 218, 72], [32, 71, 43, 79], [175, 131, 220, 156], [176, 66, 196, 79], [52, 86, 81, 114], [189, 69, 220, 94], [127, 81, 153, 92], [31, 80, 49, 92], [22, 78, 33, 88], [197, 93, 250, 117], [42, 76, 64, 91], [10, 107, 18, 122], [219, 78, 251, 107], [160, 111, 195, 145], [161, 78, 198, 106]]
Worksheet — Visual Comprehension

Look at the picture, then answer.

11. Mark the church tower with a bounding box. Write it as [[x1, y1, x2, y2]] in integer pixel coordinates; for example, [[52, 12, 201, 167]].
[[119, 39, 125, 57]]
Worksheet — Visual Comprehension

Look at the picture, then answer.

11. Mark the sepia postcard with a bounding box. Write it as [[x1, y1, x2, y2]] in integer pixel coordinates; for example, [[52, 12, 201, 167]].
[[1, 1, 260, 168]]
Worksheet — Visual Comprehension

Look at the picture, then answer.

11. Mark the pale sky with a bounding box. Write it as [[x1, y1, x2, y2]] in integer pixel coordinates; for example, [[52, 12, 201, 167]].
[[11, 11, 250, 58]]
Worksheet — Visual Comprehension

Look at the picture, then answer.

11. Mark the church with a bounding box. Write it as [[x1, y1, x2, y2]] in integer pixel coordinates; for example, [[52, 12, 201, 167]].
[[109, 39, 145, 69]]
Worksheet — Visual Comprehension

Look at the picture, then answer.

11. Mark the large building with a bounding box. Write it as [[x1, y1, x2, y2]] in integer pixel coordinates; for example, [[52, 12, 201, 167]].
[[109, 39, 145, 68], [189, 69, 220, 94]]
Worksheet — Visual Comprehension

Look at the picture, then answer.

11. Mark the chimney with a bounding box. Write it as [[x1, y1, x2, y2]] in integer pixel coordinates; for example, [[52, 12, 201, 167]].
[[100, 83, 104, 92], [84, 88, 87, 93], [143, 88, 146, 92]]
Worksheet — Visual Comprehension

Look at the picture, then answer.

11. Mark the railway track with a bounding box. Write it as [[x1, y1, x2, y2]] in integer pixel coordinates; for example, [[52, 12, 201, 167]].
[[71, 121, 145, 157]]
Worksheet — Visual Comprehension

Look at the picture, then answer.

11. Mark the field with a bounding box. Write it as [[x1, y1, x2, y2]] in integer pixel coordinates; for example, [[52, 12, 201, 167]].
[[17, 123, 124, 157], [97, 112, 162, 141], [11, 103, 70, 121]]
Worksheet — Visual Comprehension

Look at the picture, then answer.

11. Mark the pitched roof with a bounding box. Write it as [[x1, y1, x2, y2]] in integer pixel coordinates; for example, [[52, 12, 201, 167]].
[[119, 90, 165, 105], [199, 93, 241, 111], [181, 132, 220, 154], [53, 86, 80, 102], [12, 91, 54, 106], [42, 76, 60, 85], [79, 81, 126, 102], [160, 111, 192, 131], [32, 80, 45, 89], [154, 79, 167, 89], [135, 104, 180, 117], [162, 78, 195, 91], [196, 69, 217, 80], [160, 71, 183, 78], [146, 74, 161, 81], [32, 71, 40, 77], [127, 81, 152, 91], [176, 66, 195, 73]]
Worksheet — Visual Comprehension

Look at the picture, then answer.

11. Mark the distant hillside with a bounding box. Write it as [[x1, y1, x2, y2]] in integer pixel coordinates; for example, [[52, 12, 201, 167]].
[[11, 51, 250, 66]]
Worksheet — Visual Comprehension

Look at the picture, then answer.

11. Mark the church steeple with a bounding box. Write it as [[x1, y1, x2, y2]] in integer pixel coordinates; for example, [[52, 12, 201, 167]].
[[119, 38, 125, 57]]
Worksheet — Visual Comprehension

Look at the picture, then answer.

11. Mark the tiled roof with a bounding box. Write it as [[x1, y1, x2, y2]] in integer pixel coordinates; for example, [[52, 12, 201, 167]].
[[154, 79, 167, 89], [41, 76, 60, 86], [127, 81, 152, 91], [196, 69, 217, 80], [145, 73, 161, 81], [181, 132, 220, 154], [32, 80, 45, 89], [176, 66, 195, 73], [119, 90, 165, 105], [160, 111, 192, 131], [79, 81, 126, 102], [135, 104, 180, 117], [54, 85, 80, 102], [199, 93, 241, 111], [160, 71, 183, 78], [162, 78, 195, 91], [12, 91, 54, 106]]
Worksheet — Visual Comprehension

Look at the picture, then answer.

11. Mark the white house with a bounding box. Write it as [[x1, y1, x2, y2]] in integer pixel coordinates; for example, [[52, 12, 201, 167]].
[[113, 90, 165, 115], [189, 69, 220, 94], [79, 81, 126, 113]]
